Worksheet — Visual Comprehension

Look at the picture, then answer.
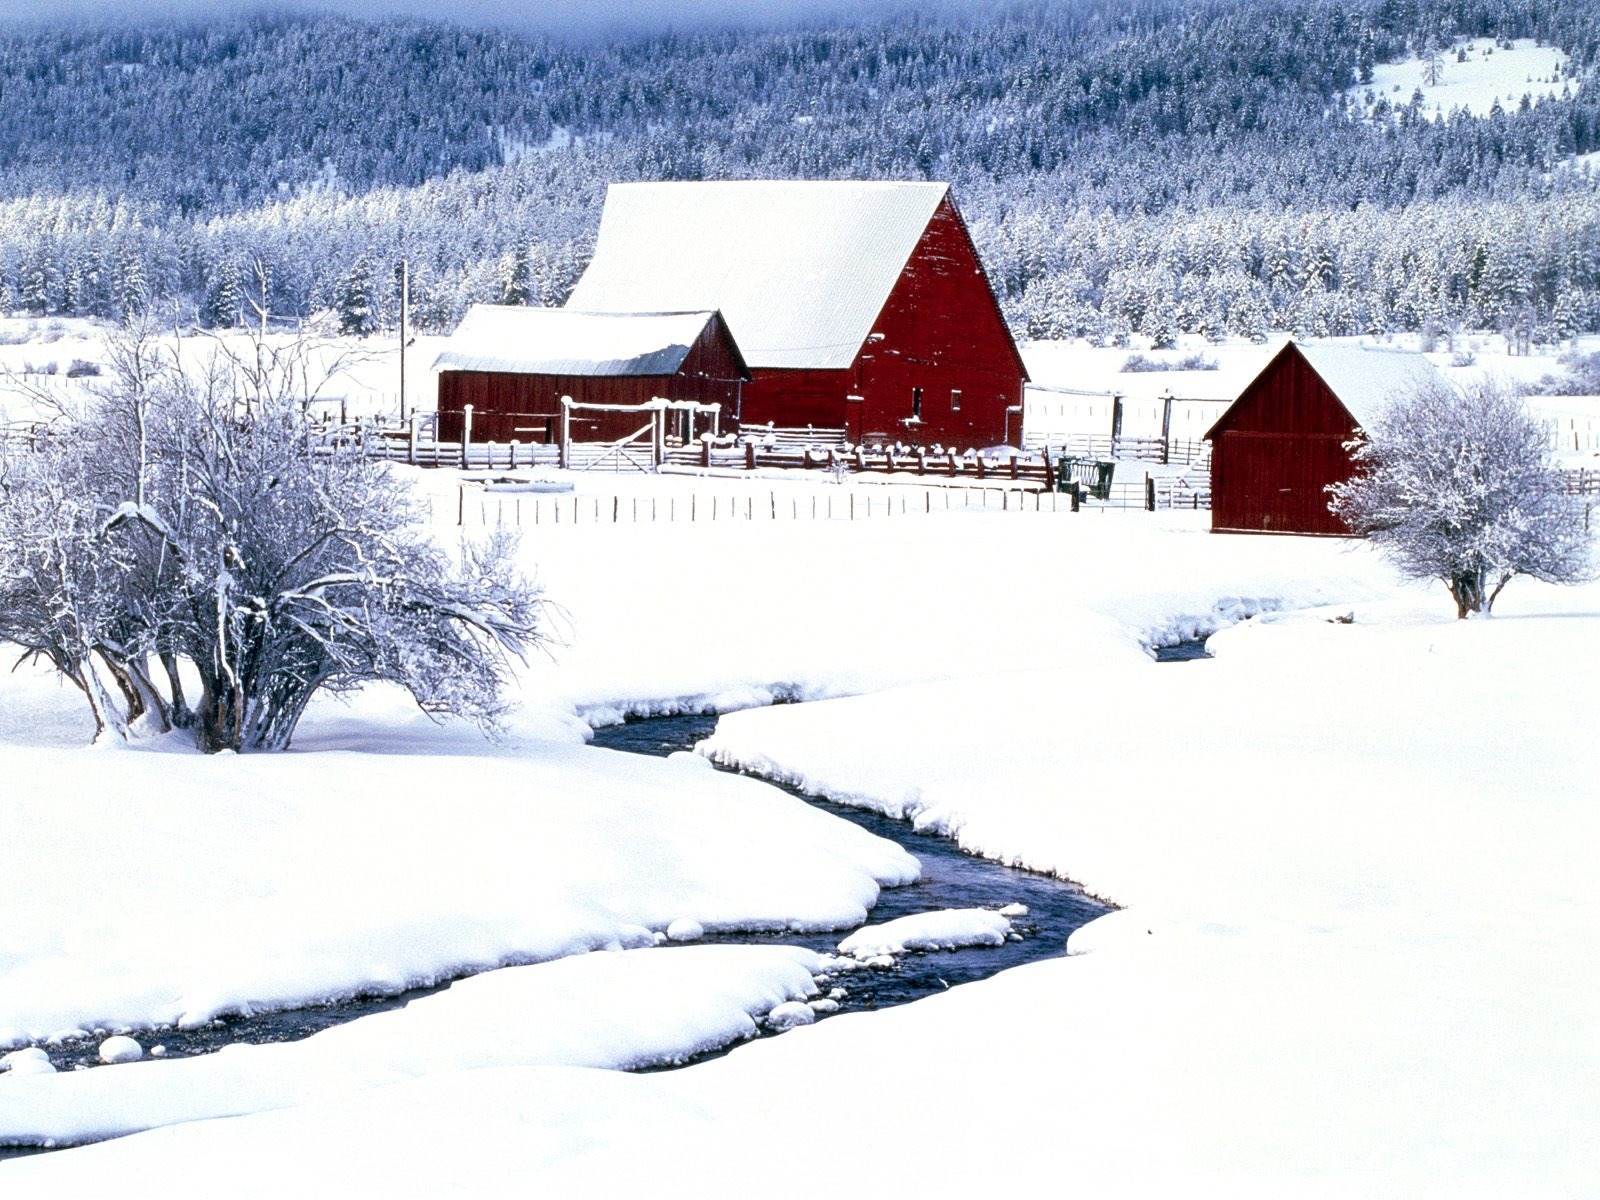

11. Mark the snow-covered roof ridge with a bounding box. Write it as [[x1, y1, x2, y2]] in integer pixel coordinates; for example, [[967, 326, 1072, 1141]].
[[1293, 340, 1445, 429], [565, 180, 951, 371], [432, 306, 729, 377]]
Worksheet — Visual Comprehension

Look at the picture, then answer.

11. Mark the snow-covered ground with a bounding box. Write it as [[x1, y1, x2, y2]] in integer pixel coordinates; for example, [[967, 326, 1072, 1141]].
[[3, 323, 1598, 1193], [1, 944, 824, 1147], [0, 316, 443, 427], [1347, 37, 1575, 120]]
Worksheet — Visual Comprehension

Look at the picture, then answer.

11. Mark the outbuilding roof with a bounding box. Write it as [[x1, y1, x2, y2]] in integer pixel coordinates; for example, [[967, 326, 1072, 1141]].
[[431, 306, 738, 377], [1292, 342, 1444, 429], [1207, 341, 1446, 439], [564, 180, 951, 371]]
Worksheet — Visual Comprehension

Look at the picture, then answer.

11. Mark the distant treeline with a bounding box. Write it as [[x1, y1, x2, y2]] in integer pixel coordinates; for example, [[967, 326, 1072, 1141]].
[[0, 0, 1597, 341]]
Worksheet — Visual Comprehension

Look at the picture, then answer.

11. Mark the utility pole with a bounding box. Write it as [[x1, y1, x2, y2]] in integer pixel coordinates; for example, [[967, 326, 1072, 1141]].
[[399, 258, 410, 424]]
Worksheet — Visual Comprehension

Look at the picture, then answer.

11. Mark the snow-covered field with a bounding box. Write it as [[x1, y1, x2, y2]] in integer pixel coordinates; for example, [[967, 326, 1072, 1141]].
[[3, 325, 1598, 1195], [1348, 37, 1575, 120]]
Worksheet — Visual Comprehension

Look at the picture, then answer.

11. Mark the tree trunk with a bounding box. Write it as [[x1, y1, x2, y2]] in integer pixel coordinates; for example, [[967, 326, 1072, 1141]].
[[1450, 567, 1493, 619], [195, 675, 244, 752], [160, 650, 193, 729]]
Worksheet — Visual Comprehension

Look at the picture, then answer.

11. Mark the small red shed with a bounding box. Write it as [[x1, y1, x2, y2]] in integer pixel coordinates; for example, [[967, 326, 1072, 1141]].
[[1205, 341, 1443, 535], [432, 307, 747, 444], [565, 180, 1028, 448]]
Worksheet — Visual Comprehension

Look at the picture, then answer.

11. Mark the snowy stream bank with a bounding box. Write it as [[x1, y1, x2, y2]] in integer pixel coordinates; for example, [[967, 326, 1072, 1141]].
[[0, 713, 1105, 1159], [593, 713, 1109, 1017]]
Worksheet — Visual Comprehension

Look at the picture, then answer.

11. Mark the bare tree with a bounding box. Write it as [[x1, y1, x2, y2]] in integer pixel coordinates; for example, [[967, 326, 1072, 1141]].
[[0, 323, 546, 751], [1329, 377, 1593, 619]]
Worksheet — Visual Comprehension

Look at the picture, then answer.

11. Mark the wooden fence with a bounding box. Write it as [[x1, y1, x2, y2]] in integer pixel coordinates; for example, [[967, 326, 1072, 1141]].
[[447, 484, 1117, 527], [1562, 468, 1600, 495], [1022, 431, 1210, 466]]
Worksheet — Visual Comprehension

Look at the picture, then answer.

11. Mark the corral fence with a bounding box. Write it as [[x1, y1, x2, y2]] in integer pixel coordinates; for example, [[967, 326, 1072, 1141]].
[[1023, 431, 1212, 467], [1562, 468, 1600, 495]]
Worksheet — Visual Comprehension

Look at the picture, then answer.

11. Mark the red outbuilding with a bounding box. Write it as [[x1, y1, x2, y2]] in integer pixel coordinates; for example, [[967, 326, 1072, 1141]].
[[565, 180, 1029, 448], [1205, 341, 1444, 535], [432, 307, 747, 444]]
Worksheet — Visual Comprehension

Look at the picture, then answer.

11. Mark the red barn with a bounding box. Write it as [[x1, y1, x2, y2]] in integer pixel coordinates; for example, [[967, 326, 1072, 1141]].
[[1205, 341, 1444, 535], [565, 180, 1028, 448], [433, 307, 747, 444]]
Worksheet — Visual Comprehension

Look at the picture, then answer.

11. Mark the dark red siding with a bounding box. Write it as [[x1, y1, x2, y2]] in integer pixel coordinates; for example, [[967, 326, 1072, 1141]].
[[1208, 344, 1360, 536], [738, 195, 1027, 448], [437, 317, 745, 443]]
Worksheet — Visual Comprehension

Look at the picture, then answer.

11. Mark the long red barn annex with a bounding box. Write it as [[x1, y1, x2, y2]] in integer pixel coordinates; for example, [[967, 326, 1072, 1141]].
[[433, 307, 747, 444], [1205, 341, 1443, 535], [565, 180, 1029, 448]]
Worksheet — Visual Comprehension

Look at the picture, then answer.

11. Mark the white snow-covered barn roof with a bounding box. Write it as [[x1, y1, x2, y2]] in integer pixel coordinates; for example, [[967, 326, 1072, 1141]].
[[565, 180, 950, 371], [1206, 340, 1447, 440], [1292, 342, 1444, 429], [432, 306, 729, 377]]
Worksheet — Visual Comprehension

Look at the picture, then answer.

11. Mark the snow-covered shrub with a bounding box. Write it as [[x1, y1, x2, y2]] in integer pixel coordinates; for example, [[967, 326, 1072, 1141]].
[[0, 326, 546, 751], [1328, 378, 1594, 619]]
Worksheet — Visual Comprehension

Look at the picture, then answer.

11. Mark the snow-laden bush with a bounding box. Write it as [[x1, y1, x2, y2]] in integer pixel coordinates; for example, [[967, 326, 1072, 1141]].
[[1328, 378, 1594, 619], [0, 327, 545, 751]]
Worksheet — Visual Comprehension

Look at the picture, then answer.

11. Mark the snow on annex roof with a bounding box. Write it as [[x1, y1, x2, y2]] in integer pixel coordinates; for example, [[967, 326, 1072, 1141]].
[[565, 180, 950, 371], [431, 306, 723, 377]]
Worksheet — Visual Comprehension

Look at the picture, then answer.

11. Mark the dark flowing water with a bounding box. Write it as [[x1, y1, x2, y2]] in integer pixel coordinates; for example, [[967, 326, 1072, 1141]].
[[592, 713, 1108, 1015], [2, 711, 1107, 1156], [1153, 637, 1213, 661]]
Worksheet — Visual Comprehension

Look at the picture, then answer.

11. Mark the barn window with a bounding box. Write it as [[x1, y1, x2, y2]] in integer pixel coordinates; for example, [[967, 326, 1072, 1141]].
[[950, 389, 962, 411], [912, 387, 923, 419]]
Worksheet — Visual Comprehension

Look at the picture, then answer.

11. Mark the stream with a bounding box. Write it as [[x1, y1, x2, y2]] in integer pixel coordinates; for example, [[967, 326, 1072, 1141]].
[[593, 713, 1108, 1017], [3, 711, 1109, 1157]]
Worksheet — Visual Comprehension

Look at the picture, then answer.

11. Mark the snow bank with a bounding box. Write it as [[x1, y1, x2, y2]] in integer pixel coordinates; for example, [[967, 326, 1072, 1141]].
[[836, 909, 1010, 957], [0, 945, 819, 1148], [0, 742, 913, 1045]]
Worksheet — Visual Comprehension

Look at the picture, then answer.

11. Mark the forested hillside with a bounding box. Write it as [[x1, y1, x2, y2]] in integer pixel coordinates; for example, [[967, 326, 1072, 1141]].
[[1, 0, 1598, 341]]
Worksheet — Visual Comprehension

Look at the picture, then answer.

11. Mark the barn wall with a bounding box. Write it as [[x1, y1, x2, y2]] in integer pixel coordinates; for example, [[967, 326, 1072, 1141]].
[[436, 320, 745, 444], [854, 195, 1025, 448], [740, 368, 854, 431], [736, 195, 1025, 448], [437, 371, 673, 443], [1209, 347, 1360, 535]]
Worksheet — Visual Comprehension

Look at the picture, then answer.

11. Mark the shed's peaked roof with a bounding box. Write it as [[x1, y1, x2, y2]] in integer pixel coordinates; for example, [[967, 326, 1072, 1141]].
[[1207, 341, 1445, 438], [1292, 342, 1443, 428], [432, 306, 736, 377], [565, 180, 950, 371]]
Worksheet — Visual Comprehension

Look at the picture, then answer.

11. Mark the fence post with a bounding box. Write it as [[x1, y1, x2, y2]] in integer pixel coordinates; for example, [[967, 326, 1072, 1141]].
[[1145, 474, 1157, 512], [559, 396, 573, 470], [1160, 390, 1173, 464], [461, 404, 474, 470], [457, 484, 464, 526], [409, 411, 420, 465]]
